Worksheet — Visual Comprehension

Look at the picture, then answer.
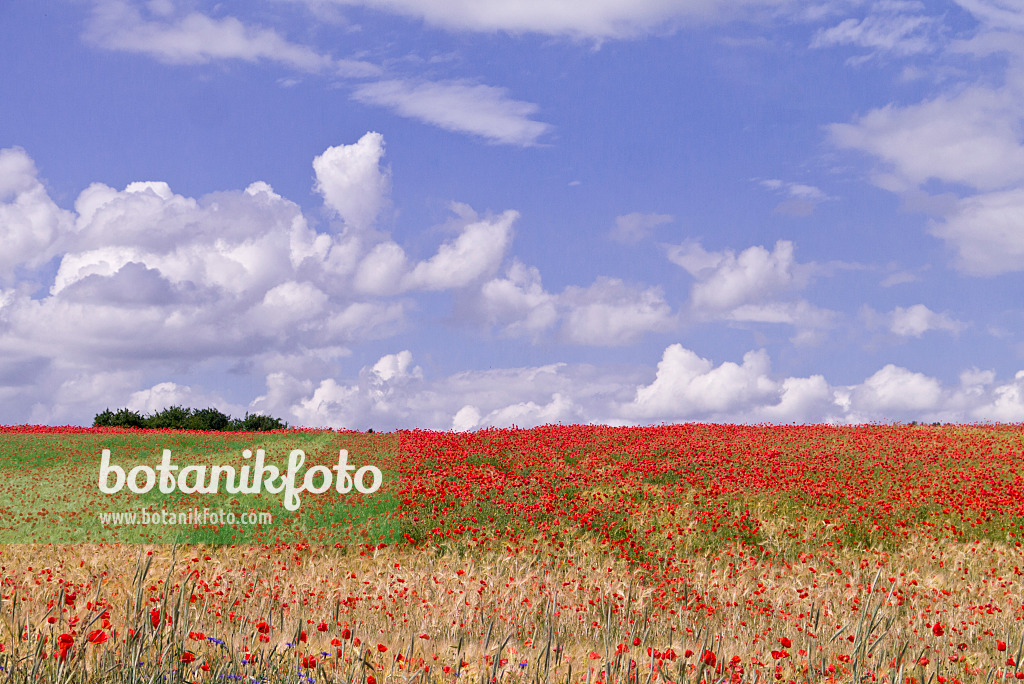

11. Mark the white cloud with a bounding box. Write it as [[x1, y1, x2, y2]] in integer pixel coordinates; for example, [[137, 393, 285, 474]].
[[953, 0, 1024, 32], [307, 0, 802, 40], [609, 212, 673, 243], [973, 371, 1024, 421], [623, 345, 780, 419], [850, 364, 943, 413], [403, 210, 518, 290], [24, 369, 145, 426], [670, 240, 807, 310], [929, 188, 1024, 276], [615, 347, 1024, 425], [351, 80, 551, 146], [471, 265, 674, 345], [0, 147, 74, 277], [371, 349, 420, 382], [810, 3, 941, 58], [829, 84, 1024, 193], [880, 267, 923, 287], [729, 300, 835, 345], [452, 405, 483, 431], [888, 304, 966, 337], [757, 375, 833, 422], [559, 278, 674, 345], [353, 242, 409, 295], [85, 0, 378, 76], [257, 281, 331, 327], [272, 353, 627, 430], [2, 339, 972, 428], [83, 3, 566, 146], [470, 393, 580, 430], [757, 178, 832, 216], [293, 378, 363, 428], [313, 132, 392, 231], [475, 261, 559, 340], [758, 178, 830, 200], [127, 381, 245, 417], [178, 352, 1024, 427], [667, 239, 833, 342], [824, 1, 1024, 276], [0, 138, 526, 424]]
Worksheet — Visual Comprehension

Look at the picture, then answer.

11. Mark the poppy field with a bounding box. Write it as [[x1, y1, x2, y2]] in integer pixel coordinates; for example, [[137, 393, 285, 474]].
[[0, 423, 1023, 684]]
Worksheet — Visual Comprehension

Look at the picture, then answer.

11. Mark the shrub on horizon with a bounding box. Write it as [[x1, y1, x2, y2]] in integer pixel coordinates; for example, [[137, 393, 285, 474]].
[[92, 406, 287, 431]]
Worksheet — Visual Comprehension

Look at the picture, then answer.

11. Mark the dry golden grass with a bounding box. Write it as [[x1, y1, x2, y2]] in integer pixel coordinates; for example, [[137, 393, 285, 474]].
[[1, 534, 1022, 684]]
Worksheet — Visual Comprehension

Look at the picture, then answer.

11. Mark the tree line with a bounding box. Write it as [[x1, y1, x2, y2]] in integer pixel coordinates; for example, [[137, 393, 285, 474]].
[[93, 405, 288, 431]]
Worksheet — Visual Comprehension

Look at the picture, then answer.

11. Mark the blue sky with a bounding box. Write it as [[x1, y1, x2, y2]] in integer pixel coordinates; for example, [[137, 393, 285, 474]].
[[3, 0, 1024, 428]]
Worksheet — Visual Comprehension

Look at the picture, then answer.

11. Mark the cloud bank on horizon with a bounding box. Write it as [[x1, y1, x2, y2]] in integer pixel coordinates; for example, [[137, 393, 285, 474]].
[[3, 0, 1024, 429]]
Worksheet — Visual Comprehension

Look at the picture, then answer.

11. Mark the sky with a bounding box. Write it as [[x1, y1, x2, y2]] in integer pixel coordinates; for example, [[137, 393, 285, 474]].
[[2, 0, 1024, 429]]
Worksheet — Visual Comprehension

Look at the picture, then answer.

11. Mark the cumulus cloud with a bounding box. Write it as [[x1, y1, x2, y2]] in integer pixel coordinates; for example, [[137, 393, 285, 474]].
[[267, 345, 1020, 429], [669, 240, 808, 310], [888, 304, 966, 337], [929, 188, 1024, 276], [474, 261, 559, 340], [851, 364, 943, 413], [559, 278, 674, 345], [667, 239, 834, 343], [0, 147, 74, 277], [0, 137, 523, 423], [624, 345, 780, 419], [127, 381, 245, 417], [313, 132, 392, 231], [352, 80, 551, 146], [470, 264, 674, 345], [353, 242, 410, 296], [829, 84, 1024, 194], [404, 210, 518, 289], [24, 369, 144, 426], [609, 212, 673, 243], [758, 375, 834, 422], [270, 353, 627, 430], [460, 394, 580, 431], [371, 349, 420, 382], [974, 371, 1024, 421]]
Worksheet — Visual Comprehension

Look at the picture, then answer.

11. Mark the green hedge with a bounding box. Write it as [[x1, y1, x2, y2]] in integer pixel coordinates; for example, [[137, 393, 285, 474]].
[[93, 405, 288, 431]]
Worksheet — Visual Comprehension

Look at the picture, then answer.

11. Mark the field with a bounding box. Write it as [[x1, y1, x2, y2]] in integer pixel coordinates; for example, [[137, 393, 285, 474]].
[[0, 424, 1023, 684]]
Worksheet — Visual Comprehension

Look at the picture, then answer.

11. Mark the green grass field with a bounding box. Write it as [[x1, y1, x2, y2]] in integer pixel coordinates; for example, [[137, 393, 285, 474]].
[[0, 429, 400, 545]]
